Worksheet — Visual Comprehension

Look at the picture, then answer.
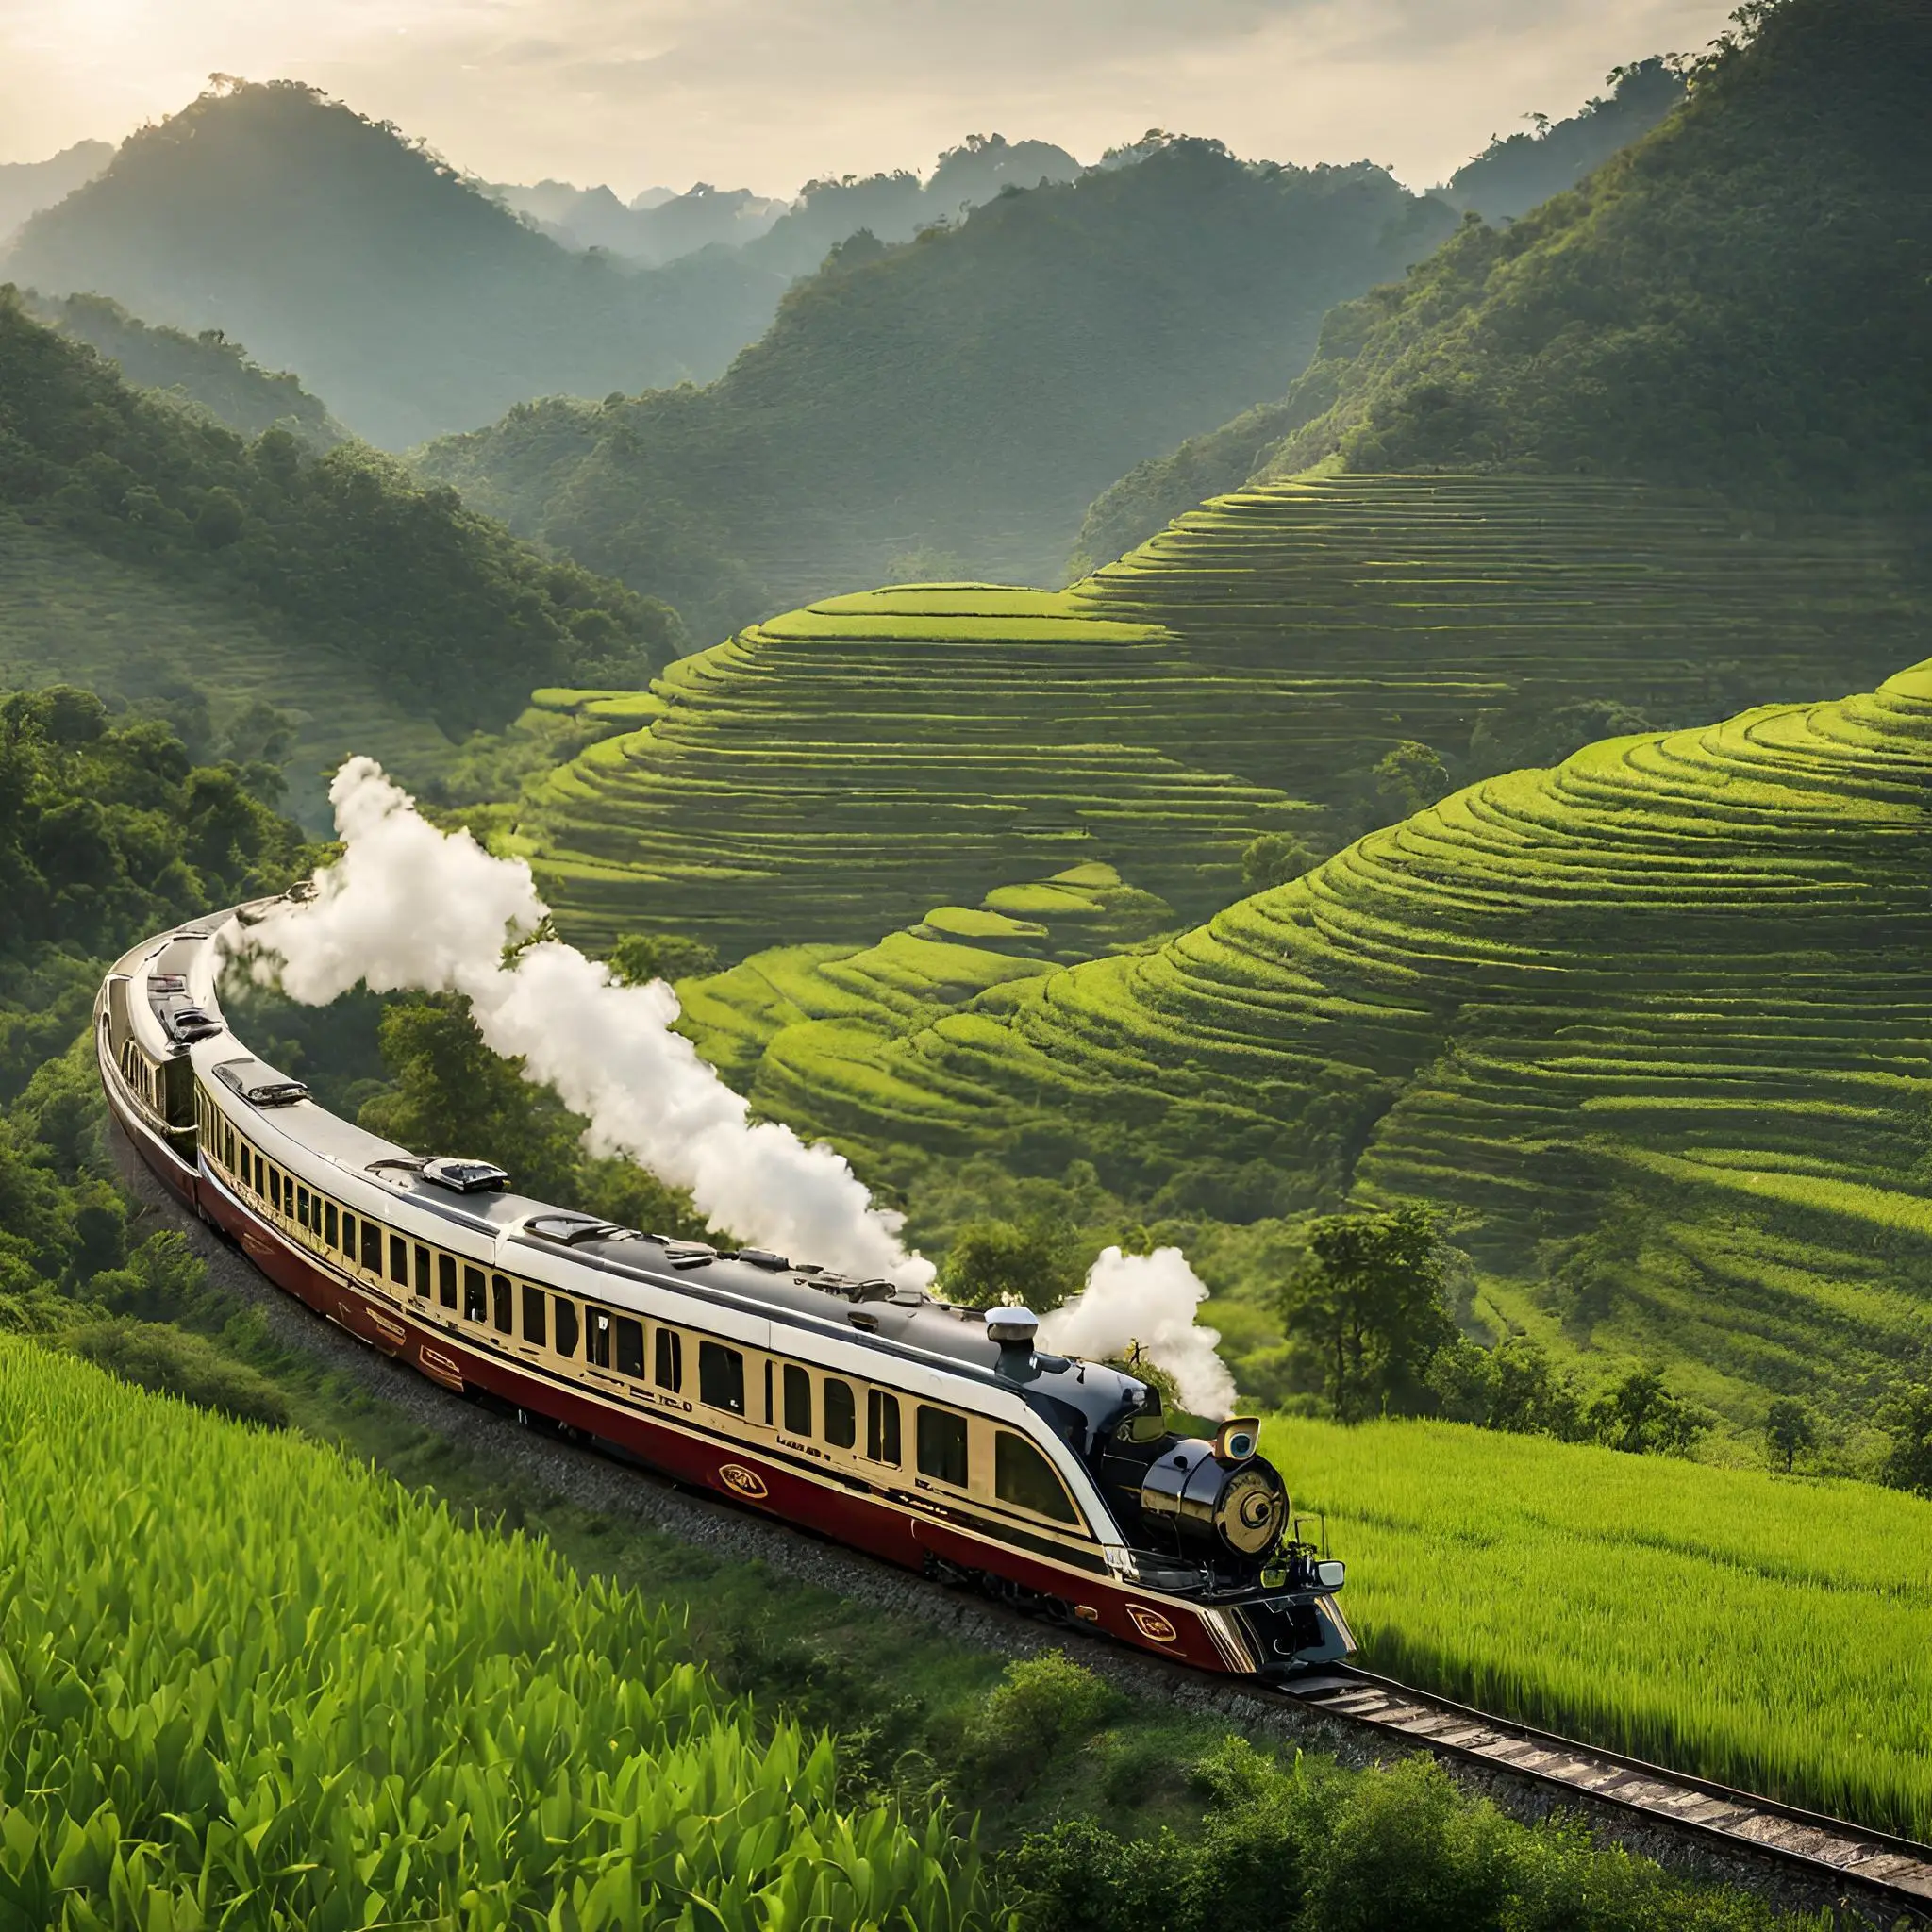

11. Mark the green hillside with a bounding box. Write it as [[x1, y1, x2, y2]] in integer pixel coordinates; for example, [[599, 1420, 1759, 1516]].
[[731, 653, 1932, 1430], [1074, 0, 1930, 570], [0, 285, 677, 751], [0, 517, 458, 827], [0, 140, 111, 244], [25, 290, 347, 445], [3, 80, 793, 447], [417, 142, 1456, 638], [520, 475, 1926, 960]]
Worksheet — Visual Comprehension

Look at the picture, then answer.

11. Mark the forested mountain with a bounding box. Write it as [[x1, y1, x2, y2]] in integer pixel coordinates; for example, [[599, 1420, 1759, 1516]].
[[0, 141, 112, 244], [23, 291, 347, 446], [1074, 0, 1930, 568], [419, 142, 1456, 639], [1441, 58, 1686, 220], [2, 81, 793, 448], [0, 289, 676, 809]]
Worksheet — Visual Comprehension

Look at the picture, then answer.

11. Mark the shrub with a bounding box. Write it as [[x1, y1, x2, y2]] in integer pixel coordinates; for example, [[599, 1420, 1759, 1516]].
[[69, 1315, 291, 1427], [966, 1651, 1117, 1790]]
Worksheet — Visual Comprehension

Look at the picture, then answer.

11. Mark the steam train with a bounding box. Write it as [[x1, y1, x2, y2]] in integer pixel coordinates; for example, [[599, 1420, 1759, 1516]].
[[96, 899, 1354, 1678]]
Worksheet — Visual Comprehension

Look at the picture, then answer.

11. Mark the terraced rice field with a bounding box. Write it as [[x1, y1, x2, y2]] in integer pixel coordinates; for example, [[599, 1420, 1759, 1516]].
[[0, 515, 460, 828], [1268, 1413, 1932, 1840], [525, 476, 1925, 958], [525, 586, 1314, 951], [759, 658, 1932, 1420]]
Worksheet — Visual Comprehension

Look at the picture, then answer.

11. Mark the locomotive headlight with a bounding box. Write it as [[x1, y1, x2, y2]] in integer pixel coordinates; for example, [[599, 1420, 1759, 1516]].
[[1315, 1559, 1346, 1590]]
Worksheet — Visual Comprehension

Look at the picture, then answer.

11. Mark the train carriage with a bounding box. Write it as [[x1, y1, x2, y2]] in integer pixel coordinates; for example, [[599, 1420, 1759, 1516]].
[[96, 899, 1354, 1679]]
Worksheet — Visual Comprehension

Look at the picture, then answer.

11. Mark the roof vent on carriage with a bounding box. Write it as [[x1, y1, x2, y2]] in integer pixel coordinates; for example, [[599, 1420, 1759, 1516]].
[[420, 1156, 510, 1193], [211, 1058, 309, 1108], [985, 1306, 1040, 1347]]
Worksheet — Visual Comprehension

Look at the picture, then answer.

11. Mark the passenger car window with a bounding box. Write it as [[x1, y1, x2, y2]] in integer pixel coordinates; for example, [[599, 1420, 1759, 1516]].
[[522, 1284, 547, 1346], [782, 1363, 811, 1436], [439, 1253, 457, 1308], [866, 1390, 901, 1466], [413, 1244, 431, 1298], [616, 1316, 645, 1378], [361, 1222, 383, 1276], [491, 1275, 514, 1335], [824, 1378, 857, 1449], [916, 1407, 970, 1488], [390, 1235, 409, 1287], [463, 1267, 487, 1324], [995, 1431, 1078, 1523], [699, 1341, 745, 1415], [553, 1296, 579, 1358], [588, 1310, 612, 1368], [655, 1327, 682, 1391]]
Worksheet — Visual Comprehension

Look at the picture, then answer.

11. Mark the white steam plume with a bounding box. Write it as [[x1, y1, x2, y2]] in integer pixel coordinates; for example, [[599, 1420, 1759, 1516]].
[[240, 758, 934, 1289], [1039, 1245, 1236, 1420]]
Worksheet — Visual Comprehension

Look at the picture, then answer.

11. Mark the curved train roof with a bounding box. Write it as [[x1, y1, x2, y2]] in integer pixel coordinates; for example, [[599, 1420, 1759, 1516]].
[[107, 901, 1150, 1443]]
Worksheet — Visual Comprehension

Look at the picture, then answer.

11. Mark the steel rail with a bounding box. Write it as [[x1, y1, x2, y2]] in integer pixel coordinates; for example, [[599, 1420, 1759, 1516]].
[[1273, 1664, 1932, 1917]]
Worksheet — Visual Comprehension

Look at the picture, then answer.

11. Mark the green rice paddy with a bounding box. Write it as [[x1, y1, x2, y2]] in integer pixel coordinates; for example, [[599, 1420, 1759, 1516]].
[[1268, 1412, 1932, 1840]]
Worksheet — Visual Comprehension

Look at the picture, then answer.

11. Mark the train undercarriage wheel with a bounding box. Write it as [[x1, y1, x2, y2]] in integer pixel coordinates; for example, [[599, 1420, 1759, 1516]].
[[924, 1553, 1074, 1625]]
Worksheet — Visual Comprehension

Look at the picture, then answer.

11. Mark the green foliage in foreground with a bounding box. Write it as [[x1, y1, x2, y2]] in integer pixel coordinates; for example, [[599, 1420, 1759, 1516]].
[[0, 287, 680, 733], [1015, 1740, 1790, 1932], [0, 1335, 1002, 1930], [1267, 1413, 1932, 1839]]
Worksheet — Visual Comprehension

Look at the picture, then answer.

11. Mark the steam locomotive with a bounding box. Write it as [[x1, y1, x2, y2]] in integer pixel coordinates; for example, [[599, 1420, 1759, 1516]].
[[97, 899, 1354, 1677]]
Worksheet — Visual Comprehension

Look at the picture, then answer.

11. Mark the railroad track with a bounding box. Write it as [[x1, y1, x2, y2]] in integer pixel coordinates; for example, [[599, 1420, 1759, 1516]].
[[1278, 1666, 1932, 1919]]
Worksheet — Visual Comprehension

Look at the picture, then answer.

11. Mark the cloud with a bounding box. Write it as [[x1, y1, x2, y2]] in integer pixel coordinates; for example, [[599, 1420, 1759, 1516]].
[[0, 0, 1736, 198]]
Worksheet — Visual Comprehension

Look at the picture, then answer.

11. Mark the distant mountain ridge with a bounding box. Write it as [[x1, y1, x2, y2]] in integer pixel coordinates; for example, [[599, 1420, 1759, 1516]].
[[418, 141, 1456, 641], [0, 141, 112, 244], [1074, 0, 1930, 569], [2, 82, 793, 448], [493, 134, 1080, 270]]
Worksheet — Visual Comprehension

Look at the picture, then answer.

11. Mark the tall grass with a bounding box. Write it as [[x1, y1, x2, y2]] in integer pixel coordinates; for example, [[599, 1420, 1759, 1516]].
[[1265, 1413, 1932, 1840], [0, 1336, 1002, 1930]]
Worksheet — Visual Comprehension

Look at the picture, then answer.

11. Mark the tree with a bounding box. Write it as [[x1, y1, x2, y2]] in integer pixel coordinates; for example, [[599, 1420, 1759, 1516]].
[[1240, 831, 1316, 891], [1763, 1396, 1816, 1474], [1583, 1366, 1710, 1457], [1371, 741, 1453, 820], [1877, 1384, 1932, 1496], [608, 932, 721, 987], [358, 995, 589, 1204], [1426, 1331, 1580, 1438], [942, 1215, 1084, 1311], [1278, 1205, 1457, 1422]]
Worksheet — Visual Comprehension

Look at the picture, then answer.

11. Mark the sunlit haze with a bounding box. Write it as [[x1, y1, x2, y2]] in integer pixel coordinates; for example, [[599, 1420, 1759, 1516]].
[[1, 0, 1740, 193]]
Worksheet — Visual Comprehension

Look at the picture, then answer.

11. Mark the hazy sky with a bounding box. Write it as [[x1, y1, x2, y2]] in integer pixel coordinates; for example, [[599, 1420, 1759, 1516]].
[[2, 0, 1740, 196]]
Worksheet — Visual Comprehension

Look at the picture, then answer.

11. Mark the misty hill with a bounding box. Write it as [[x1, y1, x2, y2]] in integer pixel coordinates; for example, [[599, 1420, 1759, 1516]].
[[24, 291, 347, 447], [1441, 58, 1686, 220], [493, 178, 788, 263], [419, 142, 1456, 639], [0, 141, 112, 244], [0, 288, 677, 776], [3, 81, 793, 448], [1075, 0, 1930, 566], [495, 133, 1083, 273]]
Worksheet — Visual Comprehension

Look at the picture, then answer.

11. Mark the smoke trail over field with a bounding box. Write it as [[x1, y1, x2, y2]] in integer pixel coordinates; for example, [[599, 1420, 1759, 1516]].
[[1041, 1246, 1236, 1419], [242, 758, 934, 1288]]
